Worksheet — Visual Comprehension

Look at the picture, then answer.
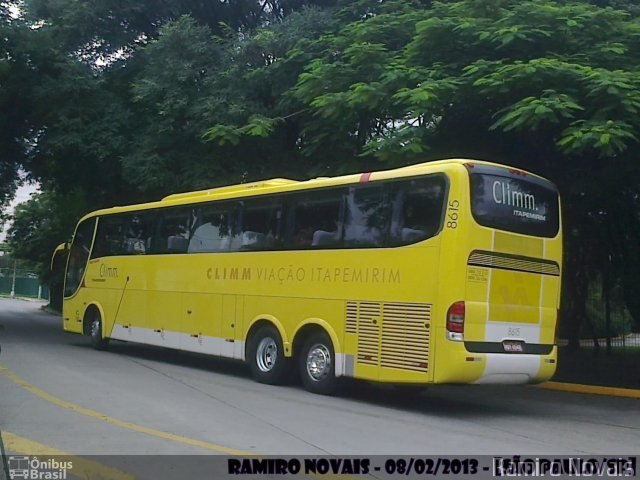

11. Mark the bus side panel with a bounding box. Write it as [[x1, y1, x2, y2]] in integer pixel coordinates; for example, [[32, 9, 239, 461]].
[[77, 259, 129, 336], [63, 296, 84, 334], [430, 166, 487, 384], [234, 243, 440, 384], [376, 243, 438, 384], [241, 295, 344, 356]]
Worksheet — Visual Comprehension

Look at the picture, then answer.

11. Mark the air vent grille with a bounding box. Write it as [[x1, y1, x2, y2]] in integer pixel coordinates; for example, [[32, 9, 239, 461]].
[[381, 303, 431, 372], [468, 251, 560, 276], [346, 301, 431, 373], [356, 302, 380, 366]]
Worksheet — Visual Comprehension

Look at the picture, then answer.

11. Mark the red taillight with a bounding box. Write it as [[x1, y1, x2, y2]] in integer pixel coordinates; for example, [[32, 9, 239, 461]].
[[447, 301, 465, 340]]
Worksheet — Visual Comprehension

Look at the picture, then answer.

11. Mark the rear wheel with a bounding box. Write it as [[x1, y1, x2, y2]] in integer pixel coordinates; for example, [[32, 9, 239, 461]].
[[88, 310, 109, 350], [299, 331, 337, 395], [248, 325, 289, 385]]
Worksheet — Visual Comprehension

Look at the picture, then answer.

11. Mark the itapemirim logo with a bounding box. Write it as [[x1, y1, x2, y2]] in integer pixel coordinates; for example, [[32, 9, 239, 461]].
[[8, 456, 72, 480]]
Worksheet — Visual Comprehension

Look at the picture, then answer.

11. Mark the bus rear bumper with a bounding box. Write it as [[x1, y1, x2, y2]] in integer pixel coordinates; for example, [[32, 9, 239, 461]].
[[473, 351, 556, 384], [434, 345, 557, 385]]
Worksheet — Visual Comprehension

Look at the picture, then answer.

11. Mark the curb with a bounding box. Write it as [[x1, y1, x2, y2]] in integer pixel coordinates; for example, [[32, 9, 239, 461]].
[[0, 295, 47, 303], [538, 381, 640, 399]]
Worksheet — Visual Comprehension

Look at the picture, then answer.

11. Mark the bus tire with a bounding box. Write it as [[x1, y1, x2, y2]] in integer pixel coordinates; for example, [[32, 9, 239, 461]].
[[89, 311, 109, 351], [248, 325, 289, 385], [299, 331, 337, 395]]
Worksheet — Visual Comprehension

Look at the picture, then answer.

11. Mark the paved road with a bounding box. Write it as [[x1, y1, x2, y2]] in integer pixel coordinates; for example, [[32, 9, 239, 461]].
[[0, 298, 638, 477]]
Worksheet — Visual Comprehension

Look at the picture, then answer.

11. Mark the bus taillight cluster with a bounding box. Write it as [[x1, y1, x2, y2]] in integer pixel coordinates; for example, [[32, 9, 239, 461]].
[[446, 301, 465, 341]]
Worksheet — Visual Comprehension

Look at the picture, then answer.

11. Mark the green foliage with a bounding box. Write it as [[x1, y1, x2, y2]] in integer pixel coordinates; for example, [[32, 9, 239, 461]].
[[23, 0, 335, 64], [7, 190, 90, 278], [122, 16, 227, 192], [0, 7, 29, 210], [203, 124, 242, 146], [203, 115, 280, 145], [584, 275, 634, 338], [558, 119, 638, 156], [490, 90, 584, 132], [197, 5, 342, 179]]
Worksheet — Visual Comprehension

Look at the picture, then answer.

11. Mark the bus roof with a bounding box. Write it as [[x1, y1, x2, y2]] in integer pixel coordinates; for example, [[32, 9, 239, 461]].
[[81, 158, 550, 220], [162, 178, 298, 202]]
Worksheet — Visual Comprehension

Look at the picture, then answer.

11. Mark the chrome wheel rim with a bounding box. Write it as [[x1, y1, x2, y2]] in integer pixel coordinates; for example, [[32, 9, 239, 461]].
[[91, 318, 100, 338], [306, 344, 331, 382], [256, 337, 278, 372]]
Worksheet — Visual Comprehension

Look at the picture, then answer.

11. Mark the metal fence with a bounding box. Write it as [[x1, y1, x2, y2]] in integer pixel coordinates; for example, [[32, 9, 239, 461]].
[[558, 335, 640, 349], [558, 274, 639, 350], [0, 267, 49, 300], [556, 275, 639, 389]]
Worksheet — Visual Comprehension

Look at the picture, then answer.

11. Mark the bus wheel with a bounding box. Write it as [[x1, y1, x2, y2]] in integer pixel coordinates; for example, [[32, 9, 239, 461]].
[[248, 325, 289, 385], [299, 332, 337, 395], [89, 311, 109, 351]]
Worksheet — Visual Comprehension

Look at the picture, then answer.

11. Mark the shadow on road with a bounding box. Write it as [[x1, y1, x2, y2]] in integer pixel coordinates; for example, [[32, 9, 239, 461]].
[[69, 338, 542, 420]]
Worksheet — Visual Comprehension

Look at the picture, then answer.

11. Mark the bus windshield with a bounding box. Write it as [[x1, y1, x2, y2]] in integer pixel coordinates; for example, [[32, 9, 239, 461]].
[[64, 218, 95, 297]]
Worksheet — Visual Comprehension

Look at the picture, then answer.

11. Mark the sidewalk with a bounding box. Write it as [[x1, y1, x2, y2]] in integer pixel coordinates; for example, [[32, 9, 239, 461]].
[[538, 381, 640, 399], [0, 295, 47, 302], [541, 346, 640, 398]]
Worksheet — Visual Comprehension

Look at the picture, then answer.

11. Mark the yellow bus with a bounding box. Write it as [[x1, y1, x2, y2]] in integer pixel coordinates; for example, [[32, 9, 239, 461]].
[[62, 159, 562, 394]]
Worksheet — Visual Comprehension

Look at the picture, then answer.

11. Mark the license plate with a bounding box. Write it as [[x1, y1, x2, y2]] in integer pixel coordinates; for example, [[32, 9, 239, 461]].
[[503, 341, 524, 353]]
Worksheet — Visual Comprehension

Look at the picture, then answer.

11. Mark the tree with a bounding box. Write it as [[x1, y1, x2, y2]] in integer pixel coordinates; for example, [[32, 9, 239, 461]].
[[24, 0, 339, 66], [121, 16, 226, 195], [7, 190, 90, 278], [0, 2, 31, 212], [201, 6, 342, 180]]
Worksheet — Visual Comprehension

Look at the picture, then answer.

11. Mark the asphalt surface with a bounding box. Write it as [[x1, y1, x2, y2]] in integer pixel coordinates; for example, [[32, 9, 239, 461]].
[[0, 298, 638, 478]]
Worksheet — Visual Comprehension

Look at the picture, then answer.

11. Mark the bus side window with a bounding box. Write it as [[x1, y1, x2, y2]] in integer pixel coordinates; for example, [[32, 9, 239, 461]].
[[236, 198, 283, 251], [155, 208, 191, 254], [287, 188, 344, 249], [389, 176, 446, 246], [123, 213, 154, 255], [344, 185, 386, 247], [188, 204, 231, 253], [92, 215, 127, 258]]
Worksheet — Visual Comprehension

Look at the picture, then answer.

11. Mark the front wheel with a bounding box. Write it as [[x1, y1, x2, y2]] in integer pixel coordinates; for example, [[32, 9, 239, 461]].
[[248, 325, 290, 385], [89, 311, 109, 351], [299, 331, 338, 395]]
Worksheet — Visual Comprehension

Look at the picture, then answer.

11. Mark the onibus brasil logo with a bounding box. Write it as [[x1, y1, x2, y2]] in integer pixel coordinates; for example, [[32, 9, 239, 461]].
[[8, 456, 72, 479]]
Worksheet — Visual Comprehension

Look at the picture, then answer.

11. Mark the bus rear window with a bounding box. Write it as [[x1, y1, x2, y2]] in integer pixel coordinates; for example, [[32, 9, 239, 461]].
[[470, 173, 559, 237]]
